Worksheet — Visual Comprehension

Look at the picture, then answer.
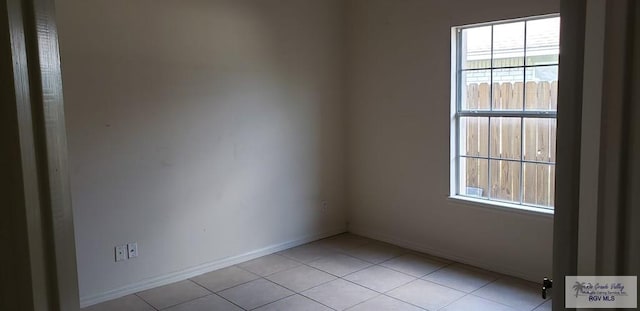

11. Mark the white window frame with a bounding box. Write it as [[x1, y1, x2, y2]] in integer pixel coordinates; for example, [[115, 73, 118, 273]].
[[449, 14, 559, 215]]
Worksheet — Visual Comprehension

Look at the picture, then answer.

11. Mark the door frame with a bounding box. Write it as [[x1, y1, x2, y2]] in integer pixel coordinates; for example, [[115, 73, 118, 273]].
[[553, 0, 586, 309], [1, 0, 79, 310]]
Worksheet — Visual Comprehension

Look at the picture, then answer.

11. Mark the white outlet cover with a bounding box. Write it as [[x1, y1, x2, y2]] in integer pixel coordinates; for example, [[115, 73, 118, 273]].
[[127, 242, 138, 258], [115, 245, 127, 262]]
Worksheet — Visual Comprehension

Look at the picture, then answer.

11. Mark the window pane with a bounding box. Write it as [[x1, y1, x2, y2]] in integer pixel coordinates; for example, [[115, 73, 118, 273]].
[[523, 118, 557, 163], [526, 17, 560, 66], [460, 117, 488, 157], [523, 163, 555, 208], [461, 26, 492, 69], [459, 157, 489, 198], [490, 160, 521, 203], [461, 70, 491, 110], [525, 66, 558, 111], [492, 68, 524, 110], [490, 117, 521, 160], [454, 16, 558, 210], [493, 21, 525, 68]]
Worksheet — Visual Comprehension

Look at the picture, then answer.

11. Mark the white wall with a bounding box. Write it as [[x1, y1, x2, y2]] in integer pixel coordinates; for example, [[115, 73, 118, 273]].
[[56, 0, 347, 303], [346, 0, 559, 282]]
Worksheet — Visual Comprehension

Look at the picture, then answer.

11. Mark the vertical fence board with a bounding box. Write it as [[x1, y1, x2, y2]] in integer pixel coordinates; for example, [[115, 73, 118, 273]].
[[540, 81, 551, 110], [467, 83, 478, 109], [492, 83, 500, 110], [525, 81, 539, 110], [479, 83, 490, 109], [539, 120, 550, 161], [514, 82, 524, 109], [537, 164, 549, 205], [550, 119, 557, 162], [479, 118, 488, 156], [524, 164, 535, 204], [550, 81, 558, 110], [490, 160, 499, 199]]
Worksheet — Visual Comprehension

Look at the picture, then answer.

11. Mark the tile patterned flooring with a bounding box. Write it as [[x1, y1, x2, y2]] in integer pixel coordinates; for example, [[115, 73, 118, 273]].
[[83, 234, 552, 311]]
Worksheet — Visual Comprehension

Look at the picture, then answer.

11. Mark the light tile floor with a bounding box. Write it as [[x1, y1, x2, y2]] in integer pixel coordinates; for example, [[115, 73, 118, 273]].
[[83, 233, 551, 311]]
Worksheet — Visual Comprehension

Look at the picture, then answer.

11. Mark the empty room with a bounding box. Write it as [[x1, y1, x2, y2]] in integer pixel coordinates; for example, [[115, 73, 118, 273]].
[[3, 0, 639, 311]]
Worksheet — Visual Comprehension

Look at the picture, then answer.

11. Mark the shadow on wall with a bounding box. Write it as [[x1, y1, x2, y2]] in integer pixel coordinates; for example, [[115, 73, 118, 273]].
[[57, 0, 346, 299]]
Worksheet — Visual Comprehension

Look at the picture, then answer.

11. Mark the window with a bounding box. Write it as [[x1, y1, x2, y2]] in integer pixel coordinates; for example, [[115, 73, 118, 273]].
[[451, 15, 560, 211]]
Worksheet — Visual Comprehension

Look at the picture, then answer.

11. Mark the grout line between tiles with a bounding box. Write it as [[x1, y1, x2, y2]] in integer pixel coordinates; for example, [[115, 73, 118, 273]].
[[414, 269, 499, 295], [146, 280, 212, 310], [159, 293, 215, 310], [238, 254, 303, 278], [277, 249, 329, 264], [302, 256, 373, 278], [266, 269, 337, 293], [133, 292, 160, 311], [339, 248, 410, 265], [377, 262, 449, 279], [247, 290, 297, 311], [311, 262, 372, 279], [185, 280, 251, 311], [380, 293, 430, 311], [215, 277, 290, 311], [436, 292, 472, 311], [338, 265, 419, 295], [468, 275, 502, 294], [341, 293, 383, 311], [217, 291, 250, 311], [184, 279, 214, 295], [208, 267, 262, 294], [465, 277, 541, 311], [296, 290, 339, 311], [465, 293, 527, 310]]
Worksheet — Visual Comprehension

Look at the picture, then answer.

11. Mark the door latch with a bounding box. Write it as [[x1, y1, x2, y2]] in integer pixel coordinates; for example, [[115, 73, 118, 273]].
[[542, 277, 553, 299]]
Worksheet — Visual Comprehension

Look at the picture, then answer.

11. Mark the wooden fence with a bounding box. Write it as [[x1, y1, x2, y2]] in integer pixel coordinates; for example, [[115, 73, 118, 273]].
[[461, 81, 557, 207]]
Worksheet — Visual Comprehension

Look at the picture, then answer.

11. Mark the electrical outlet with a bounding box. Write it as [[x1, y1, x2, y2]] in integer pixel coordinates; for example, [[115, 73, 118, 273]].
[[115, 245, 127, 262], [127, 242, 138, 259]]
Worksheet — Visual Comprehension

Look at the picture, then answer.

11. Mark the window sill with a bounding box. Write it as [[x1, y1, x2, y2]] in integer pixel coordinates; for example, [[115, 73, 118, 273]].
[[448, 195, 555, 218]]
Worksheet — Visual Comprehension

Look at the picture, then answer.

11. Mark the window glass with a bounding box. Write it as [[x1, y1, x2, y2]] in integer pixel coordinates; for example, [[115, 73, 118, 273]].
[[453, 16, 559, 210]]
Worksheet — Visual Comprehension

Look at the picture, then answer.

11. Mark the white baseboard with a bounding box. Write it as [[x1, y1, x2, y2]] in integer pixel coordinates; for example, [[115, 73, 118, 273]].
[[80, 227, 346, 308], [349, 226, 538, 283]]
